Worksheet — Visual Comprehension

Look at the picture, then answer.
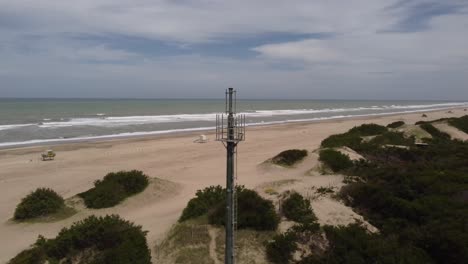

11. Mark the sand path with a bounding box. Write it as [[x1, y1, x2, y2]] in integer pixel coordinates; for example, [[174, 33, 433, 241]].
[[0, 108, 466, 262], [208, 227, 221, 264], [433, 122, 468, 141]]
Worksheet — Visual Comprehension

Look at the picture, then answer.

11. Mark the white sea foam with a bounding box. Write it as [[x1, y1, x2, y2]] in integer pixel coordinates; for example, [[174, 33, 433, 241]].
[[0, 126, 214, 148], [0, 104, 467, 148], [0, 102, 467, 137], [26, 102, 468, 129], [0, 124, 35, 131]]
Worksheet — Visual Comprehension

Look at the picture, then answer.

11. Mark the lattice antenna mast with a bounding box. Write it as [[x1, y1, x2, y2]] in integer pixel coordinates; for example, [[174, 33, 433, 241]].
[[216, 88, 245, 264]]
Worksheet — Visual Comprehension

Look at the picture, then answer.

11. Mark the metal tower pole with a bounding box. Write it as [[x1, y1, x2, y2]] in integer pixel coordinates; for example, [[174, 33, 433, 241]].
[[225, 87, 235, 264], [216, 87, 244, 264]]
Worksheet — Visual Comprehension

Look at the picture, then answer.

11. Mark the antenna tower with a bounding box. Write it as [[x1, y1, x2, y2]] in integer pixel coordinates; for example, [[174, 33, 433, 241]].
[[216, 88, 245, 264]]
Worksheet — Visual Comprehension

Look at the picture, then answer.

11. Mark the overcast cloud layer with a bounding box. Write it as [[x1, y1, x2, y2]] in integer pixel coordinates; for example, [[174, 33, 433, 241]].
[[1, 0, 467, 99]]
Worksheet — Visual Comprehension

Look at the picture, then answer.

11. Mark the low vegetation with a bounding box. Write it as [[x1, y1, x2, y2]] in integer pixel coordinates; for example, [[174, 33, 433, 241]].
[[266, 231, 297, 264], [414, 115, 468, 135], [271, 149, 308, 167], [321, 123, 387, 149], [315, 186, 334, 195], [368, 131, 414, 146], [419, 123, 451, 140], [311, 122, 468, 264], [180, 185, 279, 231], [348, 123, 388, 136], [448, 115, 468, 133], [209, 188, 279, 230], [319, 149, 353, 172], [266, 222, 321, 264], [78, 170, 149, 209], [179, 185, 224, 222], [14, 188, 66, 220], [320, 132, 362, 149], [387, 120, 405, 128], [156, 218, 213, 264], [9, 215, 151, 264], [298, 224, 433, 264], [281, 192, 317, 223]]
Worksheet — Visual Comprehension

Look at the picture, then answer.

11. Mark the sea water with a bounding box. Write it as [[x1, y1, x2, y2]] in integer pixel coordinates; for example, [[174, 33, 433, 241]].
[[0, 98, 467, 148]]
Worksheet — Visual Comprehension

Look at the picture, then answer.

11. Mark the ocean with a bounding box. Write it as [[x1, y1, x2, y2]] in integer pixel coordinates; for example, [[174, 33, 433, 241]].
[[1, 98, 467, 148]]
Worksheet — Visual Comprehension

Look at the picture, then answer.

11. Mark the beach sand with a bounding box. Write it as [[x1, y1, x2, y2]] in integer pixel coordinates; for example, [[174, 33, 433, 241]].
[[0, 108, 466, 262]]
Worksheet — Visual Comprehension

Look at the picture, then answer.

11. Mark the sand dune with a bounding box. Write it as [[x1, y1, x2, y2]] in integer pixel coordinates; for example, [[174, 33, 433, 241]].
[[0, 108, 466, 263]]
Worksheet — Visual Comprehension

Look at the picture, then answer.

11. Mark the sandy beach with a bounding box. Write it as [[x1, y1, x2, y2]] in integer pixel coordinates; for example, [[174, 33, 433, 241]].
[[1, 108, 467, 263]]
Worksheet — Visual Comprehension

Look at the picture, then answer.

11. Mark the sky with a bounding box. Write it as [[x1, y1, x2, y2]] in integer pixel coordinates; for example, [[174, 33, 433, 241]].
[[0, 0, 468, 100]]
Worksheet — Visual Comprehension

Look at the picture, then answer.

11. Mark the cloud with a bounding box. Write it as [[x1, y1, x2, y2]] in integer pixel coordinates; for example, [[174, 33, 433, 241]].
[[0, 0, 468, 99], [252, 39, 343, 63], [383, 0, 467, 32], [252, 5, 468, 75]]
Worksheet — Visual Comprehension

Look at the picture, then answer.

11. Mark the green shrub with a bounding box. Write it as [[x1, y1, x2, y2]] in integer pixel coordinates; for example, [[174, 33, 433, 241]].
[[209, 188, 279, 230], [387, 121, 405, 128], [448, 115, 468, 133], [271, 149, 308, 166], [321, 132, 363, 148], [319, 149, 353, 172], [266, 231, 297, 264], [369, 131, 414, 146], [420, 123, 451, 140], [282, 192, 317, 223], [8, 247, 46, 264], [179, 185, 224, 222], [9, 215, 151, 264], [321, 124, 387, 149], [14, 188, 65, 220], [301, 224, 433, 264], [180, 185, 279, 230], [79, 170, 149, 209], [349, 123, 388, 136]]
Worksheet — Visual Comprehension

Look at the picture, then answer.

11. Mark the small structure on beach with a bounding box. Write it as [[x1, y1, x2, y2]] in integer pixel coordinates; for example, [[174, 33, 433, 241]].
[[41, 150, 56, 161], [193, 134, 208, 143]]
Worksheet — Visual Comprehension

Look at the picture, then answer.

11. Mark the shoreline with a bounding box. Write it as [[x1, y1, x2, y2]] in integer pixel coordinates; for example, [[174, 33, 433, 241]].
[[1, 106, 465, 152]]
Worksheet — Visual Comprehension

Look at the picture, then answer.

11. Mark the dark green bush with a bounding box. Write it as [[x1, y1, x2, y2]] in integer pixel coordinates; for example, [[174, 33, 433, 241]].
[[8, 247, 46, 264], [332, 134, 468, 264], [179, 185, 224, 222], [79, 170, 149, 209], [319, 149, 353, 172], [320, 124, 387, 149], [369, 131, 414, 146], [271, 149, 308, 166], [180, 185, 279, 230], [266, 231, 297, 264], [420, 123, 451, 140], [282, 192, 317, 223], [312, 123, 468, 263], [321, 132, 363, 148], [387, 121, 405, 128], [266, 222, 321, 264], [9, 215, 151, 264], [209, 188, 279, 230], [14, 188, 65, 220], [348, 123, 388, 136], [448, 115, 468, 133], [299, 224, 433, 264]]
